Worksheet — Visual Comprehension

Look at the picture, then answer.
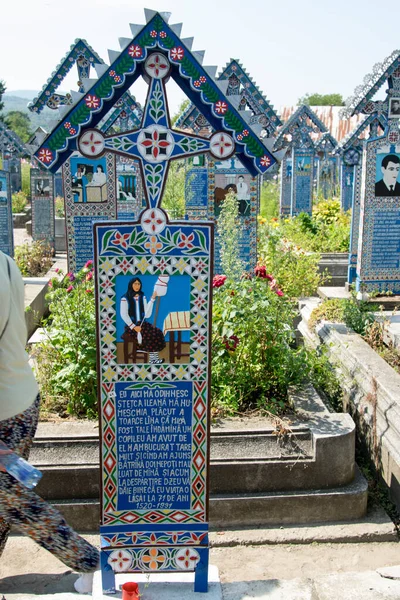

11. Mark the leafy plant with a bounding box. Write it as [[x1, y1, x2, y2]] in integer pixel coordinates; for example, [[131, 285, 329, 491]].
[[162, 159, 185, 219], [274, 200, 351, 253], [12, 190, 28, 213], [54, 195, 65, 218], [14, 240, 53, 276], [259, 179, 279, 220], [258, 220, 325, 298], [217, 190, 244, 281], [212, 272, 307, 415], [309, 292, 377, 336], [35, 262, 97, 418]]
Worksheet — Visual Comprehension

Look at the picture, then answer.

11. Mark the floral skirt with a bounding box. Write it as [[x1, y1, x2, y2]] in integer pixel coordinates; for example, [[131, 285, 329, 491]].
[[124, 321, 166, 353], [0, 394, 99, 572]]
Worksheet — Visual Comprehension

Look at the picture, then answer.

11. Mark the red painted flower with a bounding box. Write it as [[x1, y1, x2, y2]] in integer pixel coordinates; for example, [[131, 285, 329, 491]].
[[38, 148, 53, 164], [150, 30, 158, 38], [64, 122, 71, 129], [85, 94, 100, 109], [159, 31, 167, 38], [170, 46, 184, 61], [114, 75, 122, 83], [260, 155, 271, 168], [242, 129, 249, 137], [199, 76, 206, 83], [140, 128, 171, 159], [214, 100, 228, 114], [143, 210, 164, 233], [237, 134, 243, 141], [193, 80, 201, 88], [69, 128, 76, 135], [178, 232, 195, 249], [212, 274, 227, 288], [109, 70, 116, 77], [111, 232, 130, 249], [128, 45, 143, 58]]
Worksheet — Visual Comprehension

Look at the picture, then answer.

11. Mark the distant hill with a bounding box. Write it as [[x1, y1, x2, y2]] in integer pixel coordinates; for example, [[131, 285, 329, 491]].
[[2, 91, 65, 132]]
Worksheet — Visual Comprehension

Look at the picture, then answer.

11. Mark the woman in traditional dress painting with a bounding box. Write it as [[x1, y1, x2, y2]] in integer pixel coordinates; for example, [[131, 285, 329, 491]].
[[120, 277, 166, 364]]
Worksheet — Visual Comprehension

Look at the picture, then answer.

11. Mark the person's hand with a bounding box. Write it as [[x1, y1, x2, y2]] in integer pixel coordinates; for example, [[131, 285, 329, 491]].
[[0, 445, 12, 472], [151, 292, 157, 300], [134, 326, 141, 333]]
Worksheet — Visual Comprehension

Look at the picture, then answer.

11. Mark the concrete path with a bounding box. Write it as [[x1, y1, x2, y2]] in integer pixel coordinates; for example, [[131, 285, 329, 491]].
[[1, 533, 400, 599]]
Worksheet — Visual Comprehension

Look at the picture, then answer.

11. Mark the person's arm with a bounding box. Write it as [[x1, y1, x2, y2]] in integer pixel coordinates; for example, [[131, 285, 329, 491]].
[[120, 298, 141, 333], [0, 253, 11, 337]]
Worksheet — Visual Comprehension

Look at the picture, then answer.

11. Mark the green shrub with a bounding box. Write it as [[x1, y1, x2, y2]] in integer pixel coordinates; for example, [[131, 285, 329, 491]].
[[21, 161, 30, 196], [14, 240, 53, 276], [259, 179, 279, 220], [12, 190, 28, 214], [54, 196, 65, 218], [258, 221, 325, 298], [275, 200, 351, 253], [35, 262, 97, 418], [211, 272, 308, 415], [309, 292, 377, 336]]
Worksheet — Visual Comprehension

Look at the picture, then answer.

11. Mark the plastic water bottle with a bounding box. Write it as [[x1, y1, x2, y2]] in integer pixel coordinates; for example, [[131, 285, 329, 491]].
[[0, 441, 42, 489]]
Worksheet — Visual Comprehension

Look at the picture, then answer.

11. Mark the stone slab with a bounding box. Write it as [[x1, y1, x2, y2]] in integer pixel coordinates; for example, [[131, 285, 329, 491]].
[[318, 286, 351, 300], [222, 578, 314, 599], [92, 566, 222, 600], [313, 570, 400, 599]]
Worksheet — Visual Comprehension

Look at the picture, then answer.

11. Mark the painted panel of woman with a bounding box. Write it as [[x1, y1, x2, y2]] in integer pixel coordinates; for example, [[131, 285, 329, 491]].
[[120, 277, 166, 364]]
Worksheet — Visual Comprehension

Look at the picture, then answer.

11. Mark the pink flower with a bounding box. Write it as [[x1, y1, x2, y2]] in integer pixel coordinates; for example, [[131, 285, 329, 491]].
[[213, 274, 227, 288], [275, 289, 284, 297], [128, 45, 143, 58], [66, 285, 73, 293], [55, 268, 60, 273], [86, 272, 93, 281], [84, 260, 93, 268], [85, 289, 93, 294], [48, 281, 52, 288]]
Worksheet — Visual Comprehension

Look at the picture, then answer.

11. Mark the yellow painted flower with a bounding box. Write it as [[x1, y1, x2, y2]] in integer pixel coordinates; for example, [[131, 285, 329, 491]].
[[136, 257, 150, 274]]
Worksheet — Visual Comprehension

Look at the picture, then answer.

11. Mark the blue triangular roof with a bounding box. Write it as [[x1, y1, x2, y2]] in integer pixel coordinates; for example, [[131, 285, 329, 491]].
[[28, 39, 104, 115], [33, 11, 281, 175], [274, 104, 328, 150], [341, 49, 400, 118]]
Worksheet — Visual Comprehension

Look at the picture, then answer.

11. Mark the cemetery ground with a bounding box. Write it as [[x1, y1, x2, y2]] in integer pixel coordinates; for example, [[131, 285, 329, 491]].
[[8, 206, 400, 600]]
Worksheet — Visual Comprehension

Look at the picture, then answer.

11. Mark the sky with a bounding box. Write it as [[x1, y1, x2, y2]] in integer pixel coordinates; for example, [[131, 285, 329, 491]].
[[1, 0, 399, 119]]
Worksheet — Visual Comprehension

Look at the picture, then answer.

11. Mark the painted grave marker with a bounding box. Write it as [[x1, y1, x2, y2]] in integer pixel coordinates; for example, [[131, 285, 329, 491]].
[[0, 170, 13, 256], [177, 59, 282, 272], [30, 167, 55, 248], [341, 50, 400, 292], [315, 133, 338, 200], [32, 10, 280, 594], [63, 152, 117, 272], [275, 105, 327, 216], [337, 115, 386, 283]]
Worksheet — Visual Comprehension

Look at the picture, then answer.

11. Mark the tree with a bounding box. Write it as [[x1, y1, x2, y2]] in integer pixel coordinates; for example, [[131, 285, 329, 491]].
[[0, 80, 6, 120], [298, 93, 344, 106], [5, 111, 32, 142], [171, 98, 190, 126], [162, 159, 186, 219]]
